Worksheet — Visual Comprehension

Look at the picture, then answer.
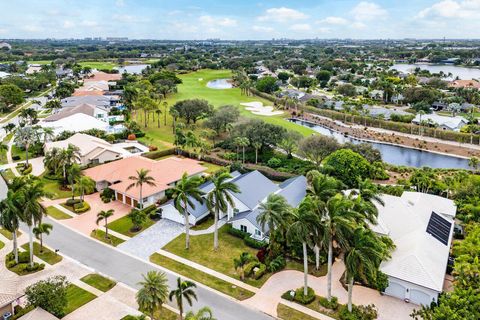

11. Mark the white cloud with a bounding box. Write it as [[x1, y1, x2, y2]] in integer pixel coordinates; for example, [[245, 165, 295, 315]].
[[22, 25, 42, 32], [62, 20, 75, 29], [290, 23, 311, 31], [112, 14, 148, 23], [352, 22, 367, 29], [258, 7, 308, 22], [319, 16, 348, 25], [252, 25, 274, 32], [199, 15, 237, 27], [417, 0, 480, 19], [318, 27, 331, 33], [115, 0, 125, 7], [80, 20, 99, 27], [351, 1, 388, 21], [0, 28, 7, 34]]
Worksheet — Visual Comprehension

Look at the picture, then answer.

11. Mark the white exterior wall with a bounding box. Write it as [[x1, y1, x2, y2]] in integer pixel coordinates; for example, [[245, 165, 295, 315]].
[[92, 150, 121, 164], [384, 276, 439, 306], [161, 203, 198, 225], [225, 194, 249, 219], [230, 219, 264, 239], [95, 180, 109, 191]]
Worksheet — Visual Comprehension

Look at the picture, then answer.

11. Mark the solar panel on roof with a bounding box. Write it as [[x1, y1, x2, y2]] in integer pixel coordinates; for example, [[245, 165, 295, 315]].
[[426, 212, 452, 246]]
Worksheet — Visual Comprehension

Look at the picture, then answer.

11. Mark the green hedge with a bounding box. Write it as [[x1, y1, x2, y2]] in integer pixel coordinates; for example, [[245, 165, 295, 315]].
[[294, 287, 316, 305], [142, 148, 176, 160], [73, 201, 90, 213]]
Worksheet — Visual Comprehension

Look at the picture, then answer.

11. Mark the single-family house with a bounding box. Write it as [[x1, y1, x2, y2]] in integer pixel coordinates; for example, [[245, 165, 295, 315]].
[[372, 192, 456, 306], [44, 133, 148, 166], [365, 106, 411, 120], [83, 156, 206, 208], [61, 95, 119, 108], [25, 64, 42, 74], [449, 79, 480, 89], [44, 103, 109, 122], [412, 113, 468, 131], [39, 113, 125, 136], [161, 170, 307, 240]]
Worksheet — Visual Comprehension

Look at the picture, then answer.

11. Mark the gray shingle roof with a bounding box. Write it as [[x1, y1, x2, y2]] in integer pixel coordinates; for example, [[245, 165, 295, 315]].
[[230, 170, 279, 209]]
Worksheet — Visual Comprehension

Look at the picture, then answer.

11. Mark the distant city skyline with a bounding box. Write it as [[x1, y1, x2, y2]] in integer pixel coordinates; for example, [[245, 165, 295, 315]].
[[1, 0, 480, 40]]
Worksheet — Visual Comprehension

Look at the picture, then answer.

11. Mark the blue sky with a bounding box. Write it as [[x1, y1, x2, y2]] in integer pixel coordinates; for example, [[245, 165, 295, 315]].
[[1, 0, 479, 39]]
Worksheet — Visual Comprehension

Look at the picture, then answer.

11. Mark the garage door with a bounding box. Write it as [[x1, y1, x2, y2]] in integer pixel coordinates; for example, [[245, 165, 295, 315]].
[[133, 199, 138, 208], [384, 282, 406, 300], [125, 196, 132, 206], [410, 289, 431, 306], [117, 193, 124, 202], [161, 204, 185, 224]]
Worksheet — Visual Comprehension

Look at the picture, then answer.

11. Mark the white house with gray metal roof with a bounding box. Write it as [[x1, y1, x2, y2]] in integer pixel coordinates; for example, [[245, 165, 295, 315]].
[[372, 192, 456, 306]]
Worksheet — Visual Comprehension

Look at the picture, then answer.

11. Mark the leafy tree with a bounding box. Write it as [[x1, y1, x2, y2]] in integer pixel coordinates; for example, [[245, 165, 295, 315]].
[[255, 76, 278, 94], [0, 84, 24, 112], [337, 83, 357, 97], [128, 209, 147, 232], [404, 87, 439, 104], [76, 176, 95, 203], [172, 99, 213, 124], [169, 173, 204, 249], [25, 276, 69, 318], [233, 252, 253, 281], [299, 135, 340, 167], [33, 222, 53, 253], [206, 172, 240, 250], [277, 72, 291, 83], [96, 209, 114, 239], [291, 76, 316, 89], [169, 278, 198, 320], [316, 70, 332, 84], [204, 105, 240, 135], [323, 149, 372, 187], [279, 130, 303, 158], [232, 119, 286, 150], [185, 307, 215, 320], [137, 271, 169, 320], [344, 143, 382, 163], [126, 169, 156, 209]]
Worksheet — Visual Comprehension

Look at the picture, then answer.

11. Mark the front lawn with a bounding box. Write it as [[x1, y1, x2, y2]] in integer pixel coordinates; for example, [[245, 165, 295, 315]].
[[122, 309, 177, 320], [90, 229, 125, 247], [162, 226, 268, 287], [107, 215, 155, 237], [0, 240, 3, 250], [191, 215, 214, 231], [21, 242, 63, 265], [10, 145, 36, 162], [277, 303, 319, 320], [199, 161, 223, 175], [46, 206, 72, 220], [64, 284, 97, 315], [80, 273, 116, 292], [150, 253, 254, 300], [0, 228, 22, 240], [39, 175, 80, 200], [1, 168, 16, 183]]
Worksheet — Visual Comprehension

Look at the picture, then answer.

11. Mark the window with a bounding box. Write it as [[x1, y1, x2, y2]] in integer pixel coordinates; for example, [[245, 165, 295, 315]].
[[255, 229, 261, 236], [240, 225, 247, 233]]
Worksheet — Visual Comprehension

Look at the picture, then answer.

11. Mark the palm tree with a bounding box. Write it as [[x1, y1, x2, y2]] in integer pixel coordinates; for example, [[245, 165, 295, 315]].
[[59, 144, 81, 186], [233, 252, 253, 281], [287, 198, 320, 296], [136, 271, 169, 320], [68, 164, 82, 200], [14, 126, 37, 167], [16, 178, 46, 267], [33, 222, 53, 253], [206, 172, 240, 250], [41, 127, 55, 145], [252, 141, 262, 164], [185, 307, 215, 320], [344, 228, 384, 312], [317, 194, 358, 301], [126, 169, 156, 209], [0, 192, 21, 264], [235, 137, 249, 163], [256, 194, 291, 246], [76, 176, 95, 203], [169, 278, 198, 320], [163, 101, 168, 126], [169, 173, 204, 249], [96, 209, 114, 239]]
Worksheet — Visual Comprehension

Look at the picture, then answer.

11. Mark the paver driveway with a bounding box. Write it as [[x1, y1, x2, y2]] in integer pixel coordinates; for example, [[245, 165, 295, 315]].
[[118, 219, 184, 259], [43, 193, 132, 235]]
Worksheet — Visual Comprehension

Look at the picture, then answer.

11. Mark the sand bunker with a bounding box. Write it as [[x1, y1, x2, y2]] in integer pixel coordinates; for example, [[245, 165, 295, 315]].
[[241, 102, 284, 116]]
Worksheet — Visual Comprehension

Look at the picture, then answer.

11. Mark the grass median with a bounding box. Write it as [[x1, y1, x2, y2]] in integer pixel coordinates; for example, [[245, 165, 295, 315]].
[[80, 273, 116, 292]]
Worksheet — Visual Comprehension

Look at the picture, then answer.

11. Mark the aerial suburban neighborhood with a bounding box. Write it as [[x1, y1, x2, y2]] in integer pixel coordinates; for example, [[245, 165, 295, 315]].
[[0, 1, 479, 320]]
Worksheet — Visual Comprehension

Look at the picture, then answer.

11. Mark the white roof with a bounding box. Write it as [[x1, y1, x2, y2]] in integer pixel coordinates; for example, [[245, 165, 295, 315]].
[[17, 307, 59, 320], [40, 113, 112, 135], [412, 113, 467, 130], [373, 192, 456, 292]]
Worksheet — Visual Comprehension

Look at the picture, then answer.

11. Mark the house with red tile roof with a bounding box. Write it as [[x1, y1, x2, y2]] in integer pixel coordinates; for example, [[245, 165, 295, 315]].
[[83, 156, 206, 208], [448, 79, 480, 89]]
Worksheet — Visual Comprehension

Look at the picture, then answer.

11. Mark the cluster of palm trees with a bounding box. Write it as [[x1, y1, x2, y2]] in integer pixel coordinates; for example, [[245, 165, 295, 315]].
[[173, 128, 213, 160], [0, 176, 49, 268], [136, 271, 213, 320], [256, 172, 393, 312], [14, 125, 54, 167]]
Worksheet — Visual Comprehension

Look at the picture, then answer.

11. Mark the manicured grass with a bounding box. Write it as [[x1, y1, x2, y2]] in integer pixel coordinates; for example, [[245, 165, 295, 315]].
[[21, 242, 62, 265], [11, 145, 36, 162], [26, 60, 53, 65], [199, 161, 223, 175], [277, 303, 319, 320], [64, 284, 97, 315], [40, 175, 79, 200], [0, 133, 12, 165], [0, 240, 4, 250], [285, 260, 328, 277], [46, 206, 72, 220], [150, 253, 255, 300], [191, 215, 215, 231], [80, 273, 116, 292], [90, 229, 125, 247], [78, 61, 118, 71], [163, 226, 269, 287], [1, 169, 16, 183], [0, 228, 22, 240], [107, 215, 155, 237], [121, 309, 178, 320]]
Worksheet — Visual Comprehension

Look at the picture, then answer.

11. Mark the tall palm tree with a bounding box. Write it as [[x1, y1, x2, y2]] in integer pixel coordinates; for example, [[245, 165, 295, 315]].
[[41, 127, 55, 145], [33, 222, 53, 253], [206, 172, 240, 250], [169, 278, 198, 320], [136, 271, 169, 320], [344, 228, 385, 312], [68, 164, 82, 200], [317, 194, 358, 301], [126, 169, 156, 209], [256, 194, 291, 246], [169, 173, 204, 249], [76, 176, 95, 203], [287, 198, 320, 296], [0, 192, 21, 264], [16, 178, 46, 267], [96, 209, 114, 239], [185, 307, 215, 320], [234, 137, 249, 163], [59, 144, 81, 186], [14, 126, 37, 167]]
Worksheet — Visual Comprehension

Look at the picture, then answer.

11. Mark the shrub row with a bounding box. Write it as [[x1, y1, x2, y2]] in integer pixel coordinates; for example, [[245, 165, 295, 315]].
[[226, 225, 268, 249], [73, 201, 90, 213], [142, 148, 176, 160]]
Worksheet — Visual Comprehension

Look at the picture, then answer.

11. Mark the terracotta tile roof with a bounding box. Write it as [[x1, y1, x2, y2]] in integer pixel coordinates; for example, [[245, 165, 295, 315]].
[[83, 156, 206, 199], [73, 90, 105, 96], [85, 71, 122, 82], [449, 79, 480, 89]]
